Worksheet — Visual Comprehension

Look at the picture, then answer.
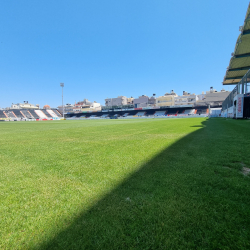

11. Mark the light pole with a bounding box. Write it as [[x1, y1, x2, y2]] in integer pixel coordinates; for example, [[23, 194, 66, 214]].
[[60, 83, 64, 119]]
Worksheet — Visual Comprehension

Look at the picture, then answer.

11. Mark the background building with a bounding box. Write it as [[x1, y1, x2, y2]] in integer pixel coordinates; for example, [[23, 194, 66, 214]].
[[196, 87, 230, 106], [127, 97, 134, 105], [43, 105, 51, 109], [156, 90, 177, 107], [174, 91, 197, 106], [9, 101, 40, 109], [148, 94, 156, 106], [133, 95, 149, 108], [105, 96, 127, 106]]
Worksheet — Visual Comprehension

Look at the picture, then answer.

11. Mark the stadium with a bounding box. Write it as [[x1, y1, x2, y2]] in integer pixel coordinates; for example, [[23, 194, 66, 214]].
[[1, 3, 250, 250], [0, 108, 62, 121]]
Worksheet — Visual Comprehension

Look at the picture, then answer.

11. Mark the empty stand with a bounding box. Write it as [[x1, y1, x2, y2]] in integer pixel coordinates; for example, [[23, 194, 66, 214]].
[[53, 110, 62, 117], [46, 110, 58, 118], [183, 109, 195, 115], [13, 110, 25, 118], [0, 111, 7, 118], [28, 110, 39, 119], [42, 110, 52, 118], [154, 111, 166, 116], [21, 110, 34, 119], [5, 111, 16, 118], [167, 111, 177, 115], [136, 111, 146, 116], [196, 109, 207, 115], [35, 110, 47, 119]]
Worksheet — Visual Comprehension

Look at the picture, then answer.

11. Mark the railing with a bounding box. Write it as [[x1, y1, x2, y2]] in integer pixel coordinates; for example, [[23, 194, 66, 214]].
[[222, 69, 250, 111]]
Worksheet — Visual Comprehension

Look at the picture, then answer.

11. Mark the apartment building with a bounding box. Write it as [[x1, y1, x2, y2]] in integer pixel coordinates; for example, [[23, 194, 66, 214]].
[[133, 95, 149, 108], [10, 101, 40, 109], [174, 91, 197, 106], [156, 90, 177, 106], [105, 96, 127, 106]]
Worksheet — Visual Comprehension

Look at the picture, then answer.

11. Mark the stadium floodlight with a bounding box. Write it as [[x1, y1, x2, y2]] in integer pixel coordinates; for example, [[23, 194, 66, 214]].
[[60, 83, 64, 119]]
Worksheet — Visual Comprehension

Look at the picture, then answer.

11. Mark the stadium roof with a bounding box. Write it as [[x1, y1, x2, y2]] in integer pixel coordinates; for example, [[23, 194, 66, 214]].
[[223, 3, 250, 85]]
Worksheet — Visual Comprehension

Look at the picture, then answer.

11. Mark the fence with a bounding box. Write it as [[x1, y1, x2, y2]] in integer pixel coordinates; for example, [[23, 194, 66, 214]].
[[222, 69, 250, 111]]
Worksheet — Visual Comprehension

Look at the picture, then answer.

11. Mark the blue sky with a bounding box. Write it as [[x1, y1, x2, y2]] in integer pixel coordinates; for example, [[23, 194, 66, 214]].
[[0, 0, 249, 108]]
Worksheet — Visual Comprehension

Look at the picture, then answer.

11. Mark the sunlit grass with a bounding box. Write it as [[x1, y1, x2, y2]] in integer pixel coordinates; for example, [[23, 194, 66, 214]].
[[0, 118, 250, 249]]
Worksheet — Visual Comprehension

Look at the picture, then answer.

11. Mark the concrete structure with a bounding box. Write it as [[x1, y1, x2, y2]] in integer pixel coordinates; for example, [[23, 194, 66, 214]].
[[58, 103, 74, 113], [204, 88, 230, 106], [105, 96, 127, 106], [156, 91, 177, 107], [75, 99, 92, 107], [156, 95, 175, 106], [197, 92, 206, 102], [148, 94, 156, 106], [10, 102, 40, 109], [196, 88, 230, 106], [43, 105, 51, 109], [133, 95, 149, 108], [62, 99, 102, 113], [174, 91, 197, 106], [127, 97, 134, 105], [88, 102, 101, 111]]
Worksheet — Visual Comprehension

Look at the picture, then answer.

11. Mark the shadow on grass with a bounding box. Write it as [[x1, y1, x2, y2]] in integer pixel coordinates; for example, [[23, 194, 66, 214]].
[[190, 125, 205, 127], [36, 119, 250, 249]]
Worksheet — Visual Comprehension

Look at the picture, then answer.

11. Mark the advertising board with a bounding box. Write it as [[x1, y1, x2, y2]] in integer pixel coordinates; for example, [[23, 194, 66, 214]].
[[236, 94, 244, 118]]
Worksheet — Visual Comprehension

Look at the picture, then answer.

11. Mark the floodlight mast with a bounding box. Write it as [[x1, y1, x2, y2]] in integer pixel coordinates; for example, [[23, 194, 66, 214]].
[[60, 83, 64, 119]]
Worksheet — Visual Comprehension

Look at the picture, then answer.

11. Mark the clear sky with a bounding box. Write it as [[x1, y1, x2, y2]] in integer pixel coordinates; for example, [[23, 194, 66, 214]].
[[0, 0, 249, 108]]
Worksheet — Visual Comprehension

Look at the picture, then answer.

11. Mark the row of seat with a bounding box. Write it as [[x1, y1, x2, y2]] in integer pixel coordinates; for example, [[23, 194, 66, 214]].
[[0, 109, 62, 119], [69, 109, 205, 119]]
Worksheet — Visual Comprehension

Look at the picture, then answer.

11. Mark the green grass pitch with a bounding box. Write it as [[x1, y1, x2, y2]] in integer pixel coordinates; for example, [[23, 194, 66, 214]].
[[0, 118, 250, 249]]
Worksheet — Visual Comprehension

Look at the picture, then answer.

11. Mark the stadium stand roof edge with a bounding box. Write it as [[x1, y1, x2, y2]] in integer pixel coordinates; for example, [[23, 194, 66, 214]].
[[223, 2, 250, 85]]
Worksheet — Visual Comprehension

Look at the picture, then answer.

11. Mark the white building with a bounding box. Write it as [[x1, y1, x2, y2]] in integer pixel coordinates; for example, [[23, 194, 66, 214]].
[[156, 90, 177, 107], [133, 95, 149, 108], [196, 88, 230, 106], [174, 91, 197, 106], [105, 96, 127, 106], [10, 102, 40, 109]]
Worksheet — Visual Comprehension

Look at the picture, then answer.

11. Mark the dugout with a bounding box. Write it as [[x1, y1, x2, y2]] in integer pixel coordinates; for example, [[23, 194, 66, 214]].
[[243, 94, 250, 118]]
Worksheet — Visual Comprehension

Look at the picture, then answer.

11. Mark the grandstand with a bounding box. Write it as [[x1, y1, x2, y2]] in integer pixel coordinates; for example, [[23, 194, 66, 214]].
[[136, 111, 146, 116], [43, 110, 53, 118], [14, 110, 25, 118], [53, 109, 62, 117], [35, 110, 48, 119], [65, 106, 210, 119], [166, 110, 178, 116], [154, 111, 166, 116], [0, 109, 62, 121], [20, 110, 33, 119], [0, 110, 7, 118], [195, 109, 208, 115], [180, 109, 196, 115], [222, 3, 250, 118], [48, 109, 60, 118], [0, 106, 211, 121], [28, 110, 39, 119], [5, 111, 16, 119]]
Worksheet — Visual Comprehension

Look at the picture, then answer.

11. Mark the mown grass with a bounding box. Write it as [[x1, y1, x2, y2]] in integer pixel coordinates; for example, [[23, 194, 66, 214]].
[[0, 118, 250, 249]]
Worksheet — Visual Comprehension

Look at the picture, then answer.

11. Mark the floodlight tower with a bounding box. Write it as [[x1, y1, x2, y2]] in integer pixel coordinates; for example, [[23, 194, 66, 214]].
[[60, 83, 64, 119]]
